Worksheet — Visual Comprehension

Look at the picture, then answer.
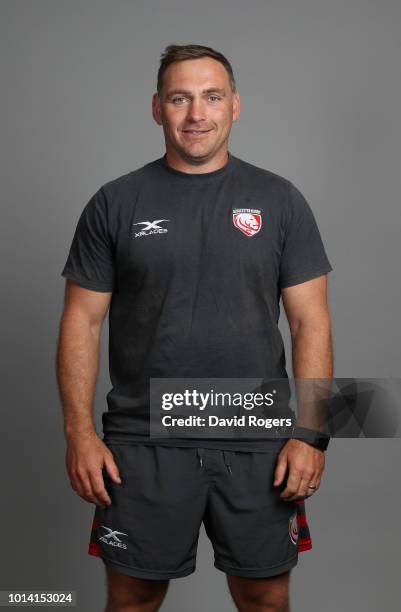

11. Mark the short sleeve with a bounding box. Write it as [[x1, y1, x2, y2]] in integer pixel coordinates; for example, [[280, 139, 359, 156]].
[[61, 187, 114, 292], [279, 182, 333, 288]]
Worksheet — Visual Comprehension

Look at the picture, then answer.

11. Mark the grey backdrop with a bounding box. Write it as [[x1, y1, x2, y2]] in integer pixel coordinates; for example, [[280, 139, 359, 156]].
[[1, 0, 400, 610]]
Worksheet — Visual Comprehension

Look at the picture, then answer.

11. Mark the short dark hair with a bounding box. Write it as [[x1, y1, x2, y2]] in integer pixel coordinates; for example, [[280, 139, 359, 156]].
[[157, 44, 237, 94]]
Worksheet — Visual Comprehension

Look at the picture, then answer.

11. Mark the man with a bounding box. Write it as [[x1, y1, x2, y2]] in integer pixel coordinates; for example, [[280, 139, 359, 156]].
[[57, 44, 333, 612]]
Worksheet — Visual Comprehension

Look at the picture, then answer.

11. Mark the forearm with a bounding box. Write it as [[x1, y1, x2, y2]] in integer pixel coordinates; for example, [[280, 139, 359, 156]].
[[291, 313, 333, 378], [291, 316, 333, 432], [56, 312, 101, 439]]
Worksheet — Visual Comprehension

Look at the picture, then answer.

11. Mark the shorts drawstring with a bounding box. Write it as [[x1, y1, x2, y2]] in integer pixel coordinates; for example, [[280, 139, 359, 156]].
[[197, 447, 205, 467], [197, 448, 233, 475], [223, 451, 233, 475]]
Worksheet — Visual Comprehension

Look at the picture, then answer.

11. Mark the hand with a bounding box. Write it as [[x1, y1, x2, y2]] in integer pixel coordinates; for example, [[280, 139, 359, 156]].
[[65, 430, 122, 507], [273, 439, 325, 501]]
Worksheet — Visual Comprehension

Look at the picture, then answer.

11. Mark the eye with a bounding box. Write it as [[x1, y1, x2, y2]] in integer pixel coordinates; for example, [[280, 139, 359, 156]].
[[172, 96, 187, 104], [208, 95, 221, 102]]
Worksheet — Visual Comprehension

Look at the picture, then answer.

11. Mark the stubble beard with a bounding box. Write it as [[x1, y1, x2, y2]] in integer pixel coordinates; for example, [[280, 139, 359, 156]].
[[176, 129, 228, 165]]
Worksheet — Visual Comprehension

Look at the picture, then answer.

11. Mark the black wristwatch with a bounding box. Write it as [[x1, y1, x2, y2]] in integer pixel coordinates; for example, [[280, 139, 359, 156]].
[[291, 426, 330, 451]]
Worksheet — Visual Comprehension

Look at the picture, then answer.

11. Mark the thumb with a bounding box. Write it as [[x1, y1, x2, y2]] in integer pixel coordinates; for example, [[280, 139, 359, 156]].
[[104, 457, 122, 484], [273, 452, 288, 486]]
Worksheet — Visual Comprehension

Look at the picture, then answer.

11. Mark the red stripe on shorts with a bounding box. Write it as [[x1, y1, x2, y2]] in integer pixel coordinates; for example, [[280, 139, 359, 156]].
[[298, 538, 313, 552], [88, 541, 101, 557], [297, 501, 313, 552]]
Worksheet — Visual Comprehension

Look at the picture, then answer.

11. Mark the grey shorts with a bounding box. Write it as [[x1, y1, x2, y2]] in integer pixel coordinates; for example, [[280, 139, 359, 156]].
[[88, 444, 312, 580]]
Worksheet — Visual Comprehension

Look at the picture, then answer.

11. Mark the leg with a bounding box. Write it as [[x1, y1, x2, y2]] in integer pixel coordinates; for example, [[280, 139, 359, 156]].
[[226, 571, 291, 612], [203, 450, 299, 609], [105, 566, 169, 612]]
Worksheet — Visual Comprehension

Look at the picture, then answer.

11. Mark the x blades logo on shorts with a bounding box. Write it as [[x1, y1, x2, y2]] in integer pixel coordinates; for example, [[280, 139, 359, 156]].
[[233, 209, 262, 237], [100, 526, 128, 542], [99, 525, 129, 550]]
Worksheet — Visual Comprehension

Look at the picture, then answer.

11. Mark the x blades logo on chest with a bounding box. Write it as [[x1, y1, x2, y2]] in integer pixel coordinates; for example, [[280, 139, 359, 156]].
[[131, 219, 170, 239], [233, 209, 262, 237]]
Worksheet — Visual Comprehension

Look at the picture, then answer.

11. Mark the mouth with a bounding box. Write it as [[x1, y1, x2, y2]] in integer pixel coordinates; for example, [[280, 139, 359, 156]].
[[182, 129, 213, 137]]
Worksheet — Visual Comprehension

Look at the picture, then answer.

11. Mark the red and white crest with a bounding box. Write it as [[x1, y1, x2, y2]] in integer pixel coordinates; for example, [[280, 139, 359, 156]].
[[289, 512, 299, 545], [233, 209, 262, 237]]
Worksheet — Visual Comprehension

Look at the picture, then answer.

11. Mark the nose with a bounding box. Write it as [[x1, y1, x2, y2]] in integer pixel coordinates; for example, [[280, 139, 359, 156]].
[[187, 98, 206, 123]]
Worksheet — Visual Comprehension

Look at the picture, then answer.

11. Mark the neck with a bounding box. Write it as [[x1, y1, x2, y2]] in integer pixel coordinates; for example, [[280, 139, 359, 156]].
[[164, 148, 229, 174]]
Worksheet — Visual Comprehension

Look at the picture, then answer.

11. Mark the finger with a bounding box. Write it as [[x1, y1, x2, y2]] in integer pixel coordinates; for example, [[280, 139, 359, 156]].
[[273, 453, 288, 486], [104, 456, 122, 484], [314, 469, 324, 489], [296, 477, 314, 500], [88, 470, 112, 507], [280, 470, 302, 500], [306, 480, 320, 495], [306, 470, 322, 493], [74, 472, 99, 505], [288, 479, 319, 501], [73, 469, 110, 506]]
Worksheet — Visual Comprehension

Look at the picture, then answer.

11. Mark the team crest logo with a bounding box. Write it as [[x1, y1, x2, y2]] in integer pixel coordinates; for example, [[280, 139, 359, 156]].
[[289, 512, 298, 545], [233, 209, 262, 237]]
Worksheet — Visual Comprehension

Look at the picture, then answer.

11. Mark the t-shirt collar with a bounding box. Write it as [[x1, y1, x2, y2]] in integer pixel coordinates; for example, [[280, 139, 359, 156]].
[[160, 151, 234, 181]]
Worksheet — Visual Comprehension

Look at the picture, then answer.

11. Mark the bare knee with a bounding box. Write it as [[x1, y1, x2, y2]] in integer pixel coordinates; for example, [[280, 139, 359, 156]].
[[227, 572, 290, 612], [105, 567, 169, 612]]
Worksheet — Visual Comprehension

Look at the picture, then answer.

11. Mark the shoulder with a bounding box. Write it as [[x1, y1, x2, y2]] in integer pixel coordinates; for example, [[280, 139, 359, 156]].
[[100, 158, 161, 201], [82, 159, 163, 232], [232, 157, 314, 228], [232, 155, 292, 196]]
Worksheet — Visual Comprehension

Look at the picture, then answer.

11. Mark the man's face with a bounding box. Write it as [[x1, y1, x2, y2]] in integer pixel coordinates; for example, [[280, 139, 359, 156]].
[[152, 57, 240, 164]]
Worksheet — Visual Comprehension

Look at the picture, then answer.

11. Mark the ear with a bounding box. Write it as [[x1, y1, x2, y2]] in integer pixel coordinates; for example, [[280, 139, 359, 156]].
[[232, 91, 241, 122], [152, 92, 162, 125]]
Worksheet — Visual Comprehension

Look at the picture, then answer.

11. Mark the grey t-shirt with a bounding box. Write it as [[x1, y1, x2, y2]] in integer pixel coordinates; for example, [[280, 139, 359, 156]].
[[62, 152, 332, 451]]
